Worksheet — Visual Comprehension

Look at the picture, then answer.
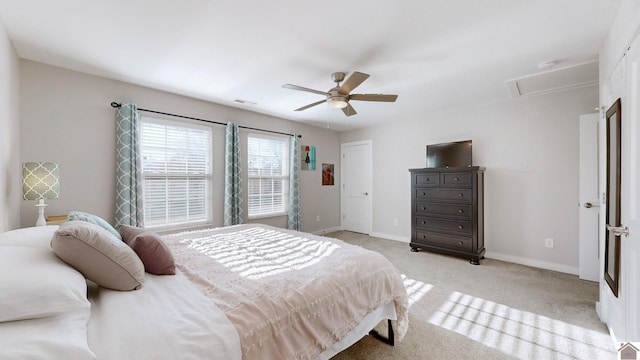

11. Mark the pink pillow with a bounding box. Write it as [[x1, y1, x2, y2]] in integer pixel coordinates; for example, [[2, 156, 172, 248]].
[[119, 225, 176, 275]]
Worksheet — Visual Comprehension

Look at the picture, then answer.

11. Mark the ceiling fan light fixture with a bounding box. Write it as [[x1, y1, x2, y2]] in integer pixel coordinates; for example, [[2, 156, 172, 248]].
[[284, 71, 397, 116], [327, 97, 348, 109]]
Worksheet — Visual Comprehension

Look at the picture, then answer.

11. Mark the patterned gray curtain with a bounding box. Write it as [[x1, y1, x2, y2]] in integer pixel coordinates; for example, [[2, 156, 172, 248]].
[[224, 122, 243, 226], [115, 103, 144, 227], [288, 134, 301, 230]]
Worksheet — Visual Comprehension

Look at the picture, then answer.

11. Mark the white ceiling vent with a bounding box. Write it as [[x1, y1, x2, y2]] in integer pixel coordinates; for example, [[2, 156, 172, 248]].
[[505, 60, 598, 98]]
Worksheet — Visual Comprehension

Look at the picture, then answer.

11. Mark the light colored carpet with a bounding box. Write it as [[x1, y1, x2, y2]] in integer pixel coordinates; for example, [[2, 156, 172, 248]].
[[325, 231, 616, 360]]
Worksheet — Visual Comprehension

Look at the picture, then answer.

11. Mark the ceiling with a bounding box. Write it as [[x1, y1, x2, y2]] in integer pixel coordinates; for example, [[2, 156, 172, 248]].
[[0, 0, 620, 131]]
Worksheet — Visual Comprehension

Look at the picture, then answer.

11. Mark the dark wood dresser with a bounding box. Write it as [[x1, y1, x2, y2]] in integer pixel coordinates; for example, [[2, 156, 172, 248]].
[[409, 166, 485, 264]]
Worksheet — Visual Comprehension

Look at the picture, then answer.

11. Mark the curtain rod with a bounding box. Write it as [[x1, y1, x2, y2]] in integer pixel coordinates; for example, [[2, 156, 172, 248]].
[[110, 102, 301, 138]]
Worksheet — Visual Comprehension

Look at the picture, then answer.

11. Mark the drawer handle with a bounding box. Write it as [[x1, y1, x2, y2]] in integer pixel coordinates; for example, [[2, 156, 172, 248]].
[[458, 241, 464, 245], [421, 221, 425, 225], [458, 225, 464, 230], [423, 192, 426, 196], [426, 177, 430, 181], [458, 193, 464, 197], [422, 234, 426, 239], [458, 209, 464, 214], [454, 177, 459, 181], [422, 207, 426, 210]]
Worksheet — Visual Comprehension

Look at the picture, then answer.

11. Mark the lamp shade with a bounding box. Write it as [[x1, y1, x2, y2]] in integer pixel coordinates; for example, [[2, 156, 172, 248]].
[[22, 162, 60, 200]]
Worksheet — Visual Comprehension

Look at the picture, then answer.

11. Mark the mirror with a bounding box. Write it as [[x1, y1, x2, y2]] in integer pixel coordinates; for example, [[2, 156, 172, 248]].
[[604, 98, 621, 297]]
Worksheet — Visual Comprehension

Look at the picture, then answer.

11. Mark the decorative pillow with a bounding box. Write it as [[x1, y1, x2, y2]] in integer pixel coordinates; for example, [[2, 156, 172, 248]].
[[51, 221, 144, 291], [119, 225, 176, 275], [0, 246, 90, 322], [68, 211, 122, 240]]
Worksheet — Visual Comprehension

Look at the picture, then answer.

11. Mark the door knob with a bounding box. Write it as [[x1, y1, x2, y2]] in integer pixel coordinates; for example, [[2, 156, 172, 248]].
[[583, 202, 600, 208], [363, 192, 369, 196], [606, 224, 629, 237]]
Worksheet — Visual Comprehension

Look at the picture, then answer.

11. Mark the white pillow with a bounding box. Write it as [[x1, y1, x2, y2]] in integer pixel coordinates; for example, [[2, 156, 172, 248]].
[[0, 225, 58, 249], [0, 246, 90, 322], [0, 311, 95, 359]]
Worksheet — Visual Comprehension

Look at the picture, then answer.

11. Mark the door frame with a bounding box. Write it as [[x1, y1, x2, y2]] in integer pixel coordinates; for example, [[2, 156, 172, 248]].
[[579, 113, 601, 282]]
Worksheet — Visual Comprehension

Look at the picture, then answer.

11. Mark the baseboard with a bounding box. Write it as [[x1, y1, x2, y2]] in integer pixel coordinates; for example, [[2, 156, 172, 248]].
[[312, 227, 411, 244], [369, 232, 410, 243], [312, 227, 342, 235], [322, 231, 578, 275], [485, 251, 579, 275]]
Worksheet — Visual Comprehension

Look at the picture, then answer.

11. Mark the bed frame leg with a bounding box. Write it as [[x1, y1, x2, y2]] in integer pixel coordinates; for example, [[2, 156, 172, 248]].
[[369, 319, 394, 346]]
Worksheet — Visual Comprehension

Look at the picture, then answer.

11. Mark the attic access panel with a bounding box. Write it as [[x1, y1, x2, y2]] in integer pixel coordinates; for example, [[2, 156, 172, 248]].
[[505, 60, 598, 98]]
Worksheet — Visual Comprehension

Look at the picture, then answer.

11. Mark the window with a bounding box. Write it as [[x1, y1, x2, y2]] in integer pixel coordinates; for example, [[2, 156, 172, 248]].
[[140, 117, 212, 228], [247, 134, 290, 218]]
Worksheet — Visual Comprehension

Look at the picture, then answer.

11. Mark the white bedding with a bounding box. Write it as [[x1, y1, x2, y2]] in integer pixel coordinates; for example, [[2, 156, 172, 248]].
[[87, 271, 241, 360], [0, 313, 96, 359]]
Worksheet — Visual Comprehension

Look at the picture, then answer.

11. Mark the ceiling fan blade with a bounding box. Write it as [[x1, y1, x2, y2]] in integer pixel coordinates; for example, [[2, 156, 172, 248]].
[[342, 103, 357, 116], [283, 84, 328, 96], [294, 99, 327, 111], [339, 71, 369, 94], [350, 94, 398, 102]]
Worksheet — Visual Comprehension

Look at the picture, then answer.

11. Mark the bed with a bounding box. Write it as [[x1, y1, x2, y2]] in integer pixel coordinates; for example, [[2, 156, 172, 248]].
[[0, 221, 408, 359]]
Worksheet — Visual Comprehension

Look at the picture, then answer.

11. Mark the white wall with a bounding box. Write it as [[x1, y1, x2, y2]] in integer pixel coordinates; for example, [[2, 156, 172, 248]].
[[19, 60, 340, 232], [0, 20, 21, 231], [340, 86, 599, 273], [600, 0, 640, 88]]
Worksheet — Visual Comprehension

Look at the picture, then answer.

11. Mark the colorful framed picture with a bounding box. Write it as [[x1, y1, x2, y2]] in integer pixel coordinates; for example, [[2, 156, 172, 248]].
[[301, 145, 316, 170], [322, 163, 334, 186]]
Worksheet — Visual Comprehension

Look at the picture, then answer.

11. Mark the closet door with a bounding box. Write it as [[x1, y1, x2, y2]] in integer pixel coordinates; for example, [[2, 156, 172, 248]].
[[600, 33, 640, 343], [619, 34, 640, 342], [340, 140, 372, 234]]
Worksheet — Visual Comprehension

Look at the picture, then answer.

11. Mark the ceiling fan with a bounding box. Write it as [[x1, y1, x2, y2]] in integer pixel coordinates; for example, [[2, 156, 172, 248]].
[[282, 71, 398, 116]]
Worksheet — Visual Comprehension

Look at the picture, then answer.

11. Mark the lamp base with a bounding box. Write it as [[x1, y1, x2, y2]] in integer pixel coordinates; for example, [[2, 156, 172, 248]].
[[34, 199, 47, 227]]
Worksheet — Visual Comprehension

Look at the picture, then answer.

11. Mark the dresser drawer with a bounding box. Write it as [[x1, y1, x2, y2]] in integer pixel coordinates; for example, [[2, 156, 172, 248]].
[[414, 230, 472, 251], [415, 216, 472, 235], [415, 188, 472, 202], [442, 172, 472, 187], [414, 173, 440, 187], [415, 202, 472, 218]]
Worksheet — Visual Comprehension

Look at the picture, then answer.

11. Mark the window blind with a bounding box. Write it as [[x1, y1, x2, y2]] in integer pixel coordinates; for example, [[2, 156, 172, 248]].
[[247, 135, 289, 217], [140, 119, 212, 227]]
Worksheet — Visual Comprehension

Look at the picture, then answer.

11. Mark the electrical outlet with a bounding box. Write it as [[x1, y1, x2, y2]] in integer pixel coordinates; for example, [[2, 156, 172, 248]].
[[316, 216, 320, 222], [393, 218, 398, 226], [545, 238, 554, 248]]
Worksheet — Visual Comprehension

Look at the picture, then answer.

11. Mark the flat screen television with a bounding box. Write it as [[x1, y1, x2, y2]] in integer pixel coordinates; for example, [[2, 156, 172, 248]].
[[426, 140, 472, 168]]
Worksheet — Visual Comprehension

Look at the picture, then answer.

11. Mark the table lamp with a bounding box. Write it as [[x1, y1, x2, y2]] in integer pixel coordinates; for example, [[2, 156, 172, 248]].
[[22, 162, 60, 226]]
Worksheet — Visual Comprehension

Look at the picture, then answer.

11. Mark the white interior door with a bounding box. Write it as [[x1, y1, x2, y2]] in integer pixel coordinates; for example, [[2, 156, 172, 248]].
[[600, 49, 626, 343], [340, 140, 372, 234], [579, 113, 600, 282], [600, 33, 640, 343], [621, 35, 640, 342]]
